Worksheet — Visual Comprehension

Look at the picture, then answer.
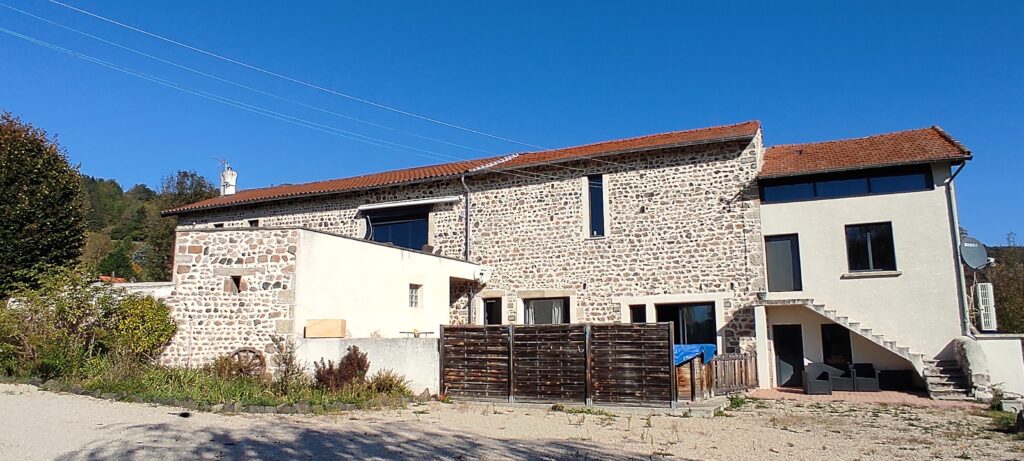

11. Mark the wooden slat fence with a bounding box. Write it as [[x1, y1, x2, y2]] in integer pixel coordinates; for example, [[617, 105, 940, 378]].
[[709, 352, 758, 394], [440, 323, 678, 407]]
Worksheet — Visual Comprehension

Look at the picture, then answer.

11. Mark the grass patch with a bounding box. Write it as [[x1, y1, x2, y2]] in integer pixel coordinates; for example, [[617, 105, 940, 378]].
[[549, 404, 616, 417]]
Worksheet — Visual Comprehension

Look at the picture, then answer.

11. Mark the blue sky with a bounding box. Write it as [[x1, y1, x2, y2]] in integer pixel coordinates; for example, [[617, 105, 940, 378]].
[[0, 1, 1021, 243]]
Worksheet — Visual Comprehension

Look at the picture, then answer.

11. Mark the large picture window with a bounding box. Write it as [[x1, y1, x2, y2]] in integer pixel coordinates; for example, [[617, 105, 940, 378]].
[[845, 222, 896, 272], [524, 298, 570, 325], [365, 206, 429, 251]]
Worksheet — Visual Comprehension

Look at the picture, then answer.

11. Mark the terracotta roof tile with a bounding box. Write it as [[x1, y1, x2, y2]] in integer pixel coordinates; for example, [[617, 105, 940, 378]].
[[163, 156, 502, 215], [495, 120, 761, 170], [760, 126, 971, 178], [164, 121, 760, 215]]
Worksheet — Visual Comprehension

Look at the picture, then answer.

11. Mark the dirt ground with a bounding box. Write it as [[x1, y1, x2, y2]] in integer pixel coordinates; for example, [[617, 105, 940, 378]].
[[0, 383, 1020, 460]]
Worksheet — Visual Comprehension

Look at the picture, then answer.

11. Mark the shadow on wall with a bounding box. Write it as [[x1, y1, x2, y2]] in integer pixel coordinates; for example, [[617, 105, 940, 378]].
[[53, 418, 677, 461]]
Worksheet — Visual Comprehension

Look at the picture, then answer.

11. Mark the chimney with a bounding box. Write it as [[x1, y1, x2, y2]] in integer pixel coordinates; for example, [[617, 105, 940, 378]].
[[220, 163, 237, 196]]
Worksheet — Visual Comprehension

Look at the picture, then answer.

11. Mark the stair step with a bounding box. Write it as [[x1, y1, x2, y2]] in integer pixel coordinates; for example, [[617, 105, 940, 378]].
[[859, 328, 873, 337], [835, 316, 848, 325], [847, 322, 861, 331], [926, 375, 970, 387], [896, 346, 910, 356], [925, 369, 965, 378], [884, 340, 897, 349], [824, 309, 837, 318], [871, 334, 885, 344], [811, 304, 825, 313]]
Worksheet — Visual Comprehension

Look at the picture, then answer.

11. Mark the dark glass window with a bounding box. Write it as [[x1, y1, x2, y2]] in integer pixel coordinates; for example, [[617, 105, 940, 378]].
[[845, 222, 896, 271], [524, 298, 569, 324], [629, 305, 647, 323], [765, 234, 802, 292], [483, 298, 502, 325], [656, 303, 716, 345], [760, 165, 932, 203], [761, 182, 814, 203], [366, 206, 429, 251], [248, 219, 259, 227], [869, 170, 932, 193], [587, 175, 605, 237], [815, 177, 868, 198]]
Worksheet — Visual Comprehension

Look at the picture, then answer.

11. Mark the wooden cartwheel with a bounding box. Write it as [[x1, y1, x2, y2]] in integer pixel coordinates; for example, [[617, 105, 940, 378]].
[[229, 347, 267, 377]]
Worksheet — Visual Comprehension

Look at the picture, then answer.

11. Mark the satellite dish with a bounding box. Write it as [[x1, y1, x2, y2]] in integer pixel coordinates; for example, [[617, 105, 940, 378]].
[[961, 236, 989, 270]]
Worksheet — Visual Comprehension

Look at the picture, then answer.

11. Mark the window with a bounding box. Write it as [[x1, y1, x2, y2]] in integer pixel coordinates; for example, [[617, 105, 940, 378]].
[[656, 303, 716, 345], [366, 206, 429, 251], [760, 165, 932, 203], [213, 223, 224, 228], [821, 324, 853, 368], [524, 298, 569, 325], [408, 284, 422, 308], [845, 222, 896, 272], [483, 298, 502, 325], [227, 275, 242, 294], [629, 305, 647, 323], [248, 219, 259, 227], [765, 234, 803, 291], [586, 175, 605, 237]]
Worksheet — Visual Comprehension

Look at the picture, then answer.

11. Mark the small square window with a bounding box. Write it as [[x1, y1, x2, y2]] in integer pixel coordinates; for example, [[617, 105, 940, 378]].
[[409, 284, 422, 308], [845, 222, 896, 272], [213, 223, 224, 229], [227, 275, 243, 294], [248, 219, 259, 227]]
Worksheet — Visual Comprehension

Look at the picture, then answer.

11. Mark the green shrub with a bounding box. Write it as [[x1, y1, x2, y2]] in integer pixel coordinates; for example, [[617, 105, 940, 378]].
[[271, 337, 308, 395], [339, 345, 370, 384], [367, 369, 411, 397], [0, 267, 176, 379], [106, 295, 176, 359]]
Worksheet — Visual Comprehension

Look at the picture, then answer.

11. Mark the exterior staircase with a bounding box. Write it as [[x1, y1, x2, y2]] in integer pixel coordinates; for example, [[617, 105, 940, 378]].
[[922, 360, 973, 400], [761, 298, 974, 401]]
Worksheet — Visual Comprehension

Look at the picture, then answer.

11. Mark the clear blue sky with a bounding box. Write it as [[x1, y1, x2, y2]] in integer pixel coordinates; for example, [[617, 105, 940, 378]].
[[0, 1, 1021, 244]]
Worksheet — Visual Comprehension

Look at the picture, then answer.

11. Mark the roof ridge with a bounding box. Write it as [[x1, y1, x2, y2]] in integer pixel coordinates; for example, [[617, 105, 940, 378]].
[[767, 126, 936, 151], [468, 153, 520, 172], [519, 120, 761, 156]]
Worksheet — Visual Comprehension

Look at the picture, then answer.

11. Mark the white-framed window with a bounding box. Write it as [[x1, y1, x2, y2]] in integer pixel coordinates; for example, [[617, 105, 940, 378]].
[[409, 284, 422, 308]]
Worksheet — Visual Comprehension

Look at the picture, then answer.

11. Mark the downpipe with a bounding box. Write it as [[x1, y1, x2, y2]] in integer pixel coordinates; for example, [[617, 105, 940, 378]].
[[944, 162, 972, 337]]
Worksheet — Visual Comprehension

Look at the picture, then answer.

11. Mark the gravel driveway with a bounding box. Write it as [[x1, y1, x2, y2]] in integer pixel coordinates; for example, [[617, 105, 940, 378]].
[[1, 383, 1020, 460]]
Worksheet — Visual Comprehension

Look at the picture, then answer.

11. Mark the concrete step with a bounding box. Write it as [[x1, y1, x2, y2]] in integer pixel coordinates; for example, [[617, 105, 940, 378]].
[[824, 309, 837, 318], [926, 375, 970, 387], [835, 316, 848, 326], [883, 340, 897, 350], [931, 390, 974, 401], [847, 322, 861, 331]]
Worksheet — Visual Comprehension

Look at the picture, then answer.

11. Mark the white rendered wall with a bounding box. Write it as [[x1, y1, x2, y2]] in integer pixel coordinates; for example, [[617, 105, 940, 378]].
[[977, 337, 1024, 396], [760, 163, 963, 359], [294, 230, 479, 339], [297, 338, 440, 394]]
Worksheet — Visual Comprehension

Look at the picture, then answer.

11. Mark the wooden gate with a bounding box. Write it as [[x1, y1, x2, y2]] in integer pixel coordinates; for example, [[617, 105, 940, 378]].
[[440, 323, 677, 407]]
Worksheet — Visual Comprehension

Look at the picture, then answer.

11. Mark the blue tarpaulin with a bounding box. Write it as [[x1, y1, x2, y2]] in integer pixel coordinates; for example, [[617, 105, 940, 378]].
[[673, 344, 717, 366]]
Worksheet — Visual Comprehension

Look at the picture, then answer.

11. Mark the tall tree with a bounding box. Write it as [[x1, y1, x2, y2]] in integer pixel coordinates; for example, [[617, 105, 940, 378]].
[[139, 170, 217, 281], [0, 112, 86, 296], [96, 239, 137, 280], [978, 234, 1024, 333]]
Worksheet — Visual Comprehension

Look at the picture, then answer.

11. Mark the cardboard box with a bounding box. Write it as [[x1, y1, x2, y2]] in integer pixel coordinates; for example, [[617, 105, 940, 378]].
[[304, 319, 346, 338]]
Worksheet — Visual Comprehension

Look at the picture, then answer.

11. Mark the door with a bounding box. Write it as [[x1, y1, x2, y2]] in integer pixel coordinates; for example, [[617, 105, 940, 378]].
[[772, 324, 804, 387], [765, 234, 802, 292], [821, 324, 853, 368], [656, 303, 716, 345]]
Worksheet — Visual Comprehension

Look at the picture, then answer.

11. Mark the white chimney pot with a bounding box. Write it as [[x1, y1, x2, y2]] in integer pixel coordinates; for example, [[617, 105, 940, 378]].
[[220, 167, 237, 196]]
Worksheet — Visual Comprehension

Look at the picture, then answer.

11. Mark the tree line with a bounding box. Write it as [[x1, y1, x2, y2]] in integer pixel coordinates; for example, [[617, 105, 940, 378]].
[[0, 111, 216, 297]]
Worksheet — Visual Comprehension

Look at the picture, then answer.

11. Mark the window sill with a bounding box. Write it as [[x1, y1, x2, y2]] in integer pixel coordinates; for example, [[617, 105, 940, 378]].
[[840, 270, 902, 279], [584, 236, 608, 241]]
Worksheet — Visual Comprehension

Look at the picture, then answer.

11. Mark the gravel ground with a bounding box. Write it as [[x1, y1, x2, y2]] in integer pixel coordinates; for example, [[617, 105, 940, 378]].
[[0, 383, 1021, 460]]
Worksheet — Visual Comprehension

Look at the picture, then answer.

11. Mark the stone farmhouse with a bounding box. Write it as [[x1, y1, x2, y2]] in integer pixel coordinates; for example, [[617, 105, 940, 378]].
[[161, 120, 1023, 398]]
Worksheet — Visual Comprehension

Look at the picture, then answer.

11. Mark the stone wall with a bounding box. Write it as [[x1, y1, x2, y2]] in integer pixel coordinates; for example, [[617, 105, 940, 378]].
[[174, 134, 765, 353], [161, 228, 298, 367]]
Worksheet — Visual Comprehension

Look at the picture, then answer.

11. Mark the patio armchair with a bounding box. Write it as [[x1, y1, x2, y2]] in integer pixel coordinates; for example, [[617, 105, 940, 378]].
[[852, 363, 881, 392], [821, 363, 855, 391], [802, 364, 832, 395]]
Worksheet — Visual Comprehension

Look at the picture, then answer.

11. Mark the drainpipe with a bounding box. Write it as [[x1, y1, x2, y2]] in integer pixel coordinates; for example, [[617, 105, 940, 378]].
[[944, 162, 971, 336], [460, 174, 471, 262]]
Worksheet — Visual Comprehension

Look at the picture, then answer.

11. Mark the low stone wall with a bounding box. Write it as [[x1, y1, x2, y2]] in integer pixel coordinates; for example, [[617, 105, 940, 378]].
[[296, 338, 440, 394]]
